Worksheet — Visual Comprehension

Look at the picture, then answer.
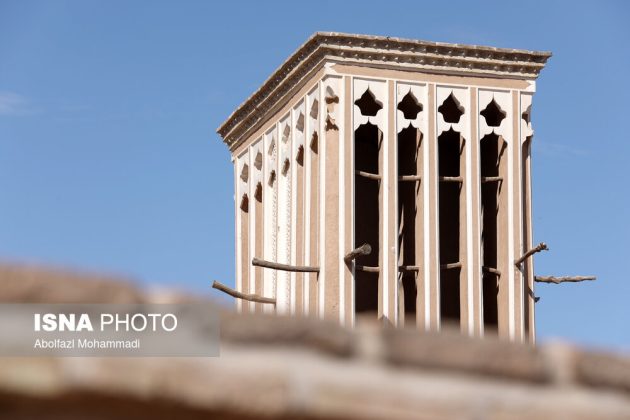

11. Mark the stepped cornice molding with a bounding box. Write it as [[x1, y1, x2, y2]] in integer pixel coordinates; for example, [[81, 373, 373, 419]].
[[217, 32, 551, 150]]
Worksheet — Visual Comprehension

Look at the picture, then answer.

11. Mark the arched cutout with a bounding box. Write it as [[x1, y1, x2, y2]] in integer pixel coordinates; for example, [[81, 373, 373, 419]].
[[310, 98, 319, 119], [325, 86, 337, 102], [281, 158, 290, 176], [239, 163, 249, 182], [254, 182, 263, 202], [438, 92, 464, 124], [325, 87, 339, 131], [240, 193, 249, 212], [295, 144, 304, 165], [267, 137, 276, 156], [268, 170, 276, 187], [355, 88, 383, 117], [480, 98, 506, 127], [310, 131, 318, 152], [282, 124, 291, 143], [397, 91, 423, 120], [254, 151, 263, 171], [522, 105, 531, 125], [295, 112, 305, 133], [325, 115, 338, 131]]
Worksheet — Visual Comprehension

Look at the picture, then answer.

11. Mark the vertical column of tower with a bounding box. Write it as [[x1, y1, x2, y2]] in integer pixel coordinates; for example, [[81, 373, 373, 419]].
[[342, 76, 353, 326], [435, 86, 470, 331], [249, 141, 263, 313], [263, 128, 278, 314], [320, 75, 342, 321], [478, 89, 513, 339], [385, 80, 397, 324], [233, 160, 241, 312], [352, 78, 387, 322], [469, 88, 483, 336], [395, 82, 427, 328], [305, 87, 320, 317], [426, 84, 439, 330], [460, 89, 473, 335], [511, 90, 524, 341], [520, 92, 535, 343], [247, 148, 254, 313], [460, 88, 473, 336], [235, 153, 250, 312], [292, 101, 306, 315], [277, 116, 293, 314]]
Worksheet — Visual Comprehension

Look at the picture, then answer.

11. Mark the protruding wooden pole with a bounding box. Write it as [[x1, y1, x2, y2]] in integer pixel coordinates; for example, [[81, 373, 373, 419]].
[[212, 281, 276, 304], [526, 288, 541, 303], [355, 265, 379, 273], [483, 266, 502, 277], [252, 257, 319, 273], [534, 276, 596, 284], [439, 176, 463, 183], [355, 170, 381, 180], [344, 243, 372, 262], [440, 262, 462, 270], [515, 242, 549, 267], [481, 176, 503, 183], [398, 175, 422, 182]]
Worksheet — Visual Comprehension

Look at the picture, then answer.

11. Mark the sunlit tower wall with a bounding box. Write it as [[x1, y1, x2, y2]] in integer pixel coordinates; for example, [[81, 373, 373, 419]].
[[217, 33, 550, 343]]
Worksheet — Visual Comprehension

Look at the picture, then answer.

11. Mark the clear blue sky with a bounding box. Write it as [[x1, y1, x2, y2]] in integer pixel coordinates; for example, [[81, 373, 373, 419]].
[[1, 0, 628, 351]]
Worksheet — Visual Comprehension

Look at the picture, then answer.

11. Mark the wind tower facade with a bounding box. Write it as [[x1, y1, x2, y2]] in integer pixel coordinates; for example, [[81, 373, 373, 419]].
[[216, 33, 550, 343]]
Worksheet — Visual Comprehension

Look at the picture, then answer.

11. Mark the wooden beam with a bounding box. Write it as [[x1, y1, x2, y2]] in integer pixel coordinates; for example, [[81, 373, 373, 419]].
[[515, 242, 548, 267], [534, 275, 596, 284], [483, 266, 501, 277], [526, 288, 541, 303], [356, 265, 379, 273], [481, 176, 503, 183], [212, 281, 276, 304], [252, 257, 319, 273], [355, 170, 381, 180], [440, 262, 462, 270], [439, 176, 463, 183], [399, 265, 421, 272], [398, 175, 422, 182], [344, 243, 372, 262]]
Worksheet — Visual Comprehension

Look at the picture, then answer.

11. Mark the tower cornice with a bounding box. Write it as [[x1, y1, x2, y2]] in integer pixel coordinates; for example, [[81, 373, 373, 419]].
[[216, 32, 551, 151]]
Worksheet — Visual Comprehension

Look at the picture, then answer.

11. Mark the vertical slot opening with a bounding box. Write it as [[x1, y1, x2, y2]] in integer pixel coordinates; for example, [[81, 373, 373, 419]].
[[308, 98, 319, 316], [438, 128, 463, 324], [354, 122, 381, 315], [240, 193, 250, 312], [522, 136, 533, 337], [295, 146, 305, 314], [397, 125, 422, 325], [480, 133, 506, 333], [254, 184, 263, 312]]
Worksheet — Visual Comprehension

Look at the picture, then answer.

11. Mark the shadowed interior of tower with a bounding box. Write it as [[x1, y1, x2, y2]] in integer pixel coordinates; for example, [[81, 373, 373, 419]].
[[397, 125, 422, 325], [480, 133, 505, 333], [354, 122, 381, 314], [438, 128, 463, 324]]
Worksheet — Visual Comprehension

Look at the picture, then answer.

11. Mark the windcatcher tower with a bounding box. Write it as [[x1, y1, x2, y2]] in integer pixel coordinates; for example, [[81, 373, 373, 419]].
[[216, 33, 551, 343]]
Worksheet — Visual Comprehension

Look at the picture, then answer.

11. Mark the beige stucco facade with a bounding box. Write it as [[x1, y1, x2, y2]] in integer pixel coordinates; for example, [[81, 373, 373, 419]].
[[217, 33, 550, 343]]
